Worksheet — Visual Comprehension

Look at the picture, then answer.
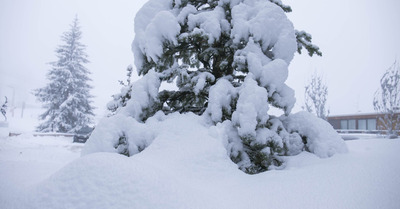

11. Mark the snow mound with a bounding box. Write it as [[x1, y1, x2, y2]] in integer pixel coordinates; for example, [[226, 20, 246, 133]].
[[28, 113, 241, 209], [282, 111, 348, 158], [81, 114, 155, 157], [18, 114, 399, 209]]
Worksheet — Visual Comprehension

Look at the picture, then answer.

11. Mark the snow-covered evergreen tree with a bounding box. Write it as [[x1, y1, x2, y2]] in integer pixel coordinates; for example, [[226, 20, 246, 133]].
[[85, 0, 346, 174], [373, 60, 400, 138], [34, 17, 95, 133], [130, 0, 329, 173], [304, 73, 329, 120], [130, 0, 320, 118]]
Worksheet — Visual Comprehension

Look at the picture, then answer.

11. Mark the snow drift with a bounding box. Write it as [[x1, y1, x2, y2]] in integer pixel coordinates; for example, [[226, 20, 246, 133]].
[[12, 113, 396, 209]]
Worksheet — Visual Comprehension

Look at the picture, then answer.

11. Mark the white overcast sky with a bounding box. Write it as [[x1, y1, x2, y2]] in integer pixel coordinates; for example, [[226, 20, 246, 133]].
[[0, 0, 399, 118]]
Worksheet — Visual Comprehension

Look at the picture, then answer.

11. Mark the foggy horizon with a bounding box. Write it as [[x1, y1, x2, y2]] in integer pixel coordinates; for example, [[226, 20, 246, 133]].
[[1, 0, 399, 118]]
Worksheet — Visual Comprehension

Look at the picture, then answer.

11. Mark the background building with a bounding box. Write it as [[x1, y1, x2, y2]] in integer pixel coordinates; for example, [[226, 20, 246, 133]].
[[327, 113, 399, 134]]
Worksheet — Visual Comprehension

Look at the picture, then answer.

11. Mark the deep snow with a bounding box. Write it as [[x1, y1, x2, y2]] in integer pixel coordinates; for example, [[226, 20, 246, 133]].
[[0, 134, 83, 208], [0, 113, 399, 209]]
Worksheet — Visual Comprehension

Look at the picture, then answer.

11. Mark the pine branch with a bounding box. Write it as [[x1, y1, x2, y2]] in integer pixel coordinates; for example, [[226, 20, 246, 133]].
[[295, 30, 322, 57]]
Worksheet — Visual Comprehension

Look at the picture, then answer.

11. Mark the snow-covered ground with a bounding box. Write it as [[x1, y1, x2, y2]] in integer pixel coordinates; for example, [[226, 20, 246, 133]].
[[0, 114, 399, 209], [0, 135, 83, 207]]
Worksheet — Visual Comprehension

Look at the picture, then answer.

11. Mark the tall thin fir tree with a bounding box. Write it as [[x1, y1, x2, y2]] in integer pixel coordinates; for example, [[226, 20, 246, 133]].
[[34, 16, 95, 133]]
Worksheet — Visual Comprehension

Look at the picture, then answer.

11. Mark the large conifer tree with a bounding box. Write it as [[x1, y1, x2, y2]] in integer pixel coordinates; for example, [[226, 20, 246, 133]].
[[125, 0, 319, 173], [88, 0, 345, 174], [34, 17, 95, 133]]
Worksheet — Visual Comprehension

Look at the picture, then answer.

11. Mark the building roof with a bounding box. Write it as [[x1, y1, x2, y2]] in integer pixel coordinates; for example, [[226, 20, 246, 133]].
[[327, 112, 399, 120]]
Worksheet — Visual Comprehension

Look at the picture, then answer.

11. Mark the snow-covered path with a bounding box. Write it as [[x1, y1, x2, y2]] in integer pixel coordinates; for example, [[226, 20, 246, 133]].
[[0, 135, 83, 207], [0, 123, 399, 209]]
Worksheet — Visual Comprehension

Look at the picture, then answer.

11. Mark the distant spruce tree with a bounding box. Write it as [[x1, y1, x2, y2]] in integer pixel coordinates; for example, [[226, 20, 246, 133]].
[[34, 17, 95, 133]]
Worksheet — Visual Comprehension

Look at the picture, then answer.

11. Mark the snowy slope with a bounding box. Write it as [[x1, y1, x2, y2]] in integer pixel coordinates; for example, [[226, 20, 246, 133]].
[[0, 134, 83, 208], [1, 113, 399, 209]]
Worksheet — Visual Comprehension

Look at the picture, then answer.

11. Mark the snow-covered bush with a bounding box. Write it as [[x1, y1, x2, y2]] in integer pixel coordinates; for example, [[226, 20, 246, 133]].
[[84, 0, 346, 174], [82, 114, 157, 156], [282, 111, 348, 158]]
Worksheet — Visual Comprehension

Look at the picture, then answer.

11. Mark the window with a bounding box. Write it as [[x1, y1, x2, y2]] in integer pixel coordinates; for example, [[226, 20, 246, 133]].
[[367, 119, 376, 130], [358, 119, 366, 130], [348, 120, 356, 129], [340, 120, 348, 129]]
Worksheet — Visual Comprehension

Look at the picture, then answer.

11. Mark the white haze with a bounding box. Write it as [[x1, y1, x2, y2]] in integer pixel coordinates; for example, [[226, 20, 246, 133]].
[[0, 0, 399, 119]]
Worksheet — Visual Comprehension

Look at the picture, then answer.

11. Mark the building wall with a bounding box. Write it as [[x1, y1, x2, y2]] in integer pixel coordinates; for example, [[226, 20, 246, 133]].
[[327, 113, 399, 133]]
